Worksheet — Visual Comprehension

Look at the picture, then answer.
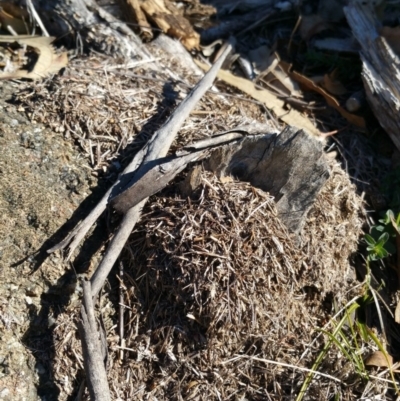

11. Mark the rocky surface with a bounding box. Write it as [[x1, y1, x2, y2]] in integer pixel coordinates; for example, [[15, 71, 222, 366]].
[[0, 81, 100, 401]]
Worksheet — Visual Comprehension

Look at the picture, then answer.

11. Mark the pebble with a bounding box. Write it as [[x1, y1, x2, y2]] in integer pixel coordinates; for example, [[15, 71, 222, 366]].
[[0, 387, 10, 397]]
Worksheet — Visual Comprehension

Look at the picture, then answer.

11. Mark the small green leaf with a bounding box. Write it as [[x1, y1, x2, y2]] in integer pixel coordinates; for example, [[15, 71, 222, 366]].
[[364, 234, 376, 246], [395, 212, 400, 227], [376, 247, 389, 259], [377, 232, 389, 246], [379, 210, 393, 225]]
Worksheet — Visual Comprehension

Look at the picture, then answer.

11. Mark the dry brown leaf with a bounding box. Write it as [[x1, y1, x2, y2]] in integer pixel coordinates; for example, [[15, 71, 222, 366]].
[[0, 35, 68, 80], [365, 350, 393, 368], [195, 59, 321, 137], [140, 0, 200, 50], [381, 26, 400, 56], [282, 65, 365, 128], [321, 70, 347, 96], [261, 53, 302, 98]]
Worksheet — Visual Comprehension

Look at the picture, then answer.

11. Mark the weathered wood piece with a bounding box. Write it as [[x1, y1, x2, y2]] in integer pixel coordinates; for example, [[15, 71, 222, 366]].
[[111, 149, 209, 214], [111, 122, 329, 227], [110, 129, 263, 213], [344, 4, 400, 151], [78, 281, 111, 401], [139, 0, 200, 50], [206, 126, 330, 233], [34, 0, 149, 58], [126, 0, 153, 41]]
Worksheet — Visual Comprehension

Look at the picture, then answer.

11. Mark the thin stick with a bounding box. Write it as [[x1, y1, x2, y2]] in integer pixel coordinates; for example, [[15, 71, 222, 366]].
[[26, 0, 50, 37], [220, 355, 341, 383], [74, 380, 85, 401], [47, 146, 148, 259], [78, 281, 111, 401], [89, 41, 232, 298], [90, 41, 232, 297], [48, 40, 233, 260], [119, 260, 125, 362]]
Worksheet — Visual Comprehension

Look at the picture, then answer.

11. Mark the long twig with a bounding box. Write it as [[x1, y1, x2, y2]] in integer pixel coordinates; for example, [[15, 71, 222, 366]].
[[78, 281, 112, 401], [48, 41, 233, 261], [47, 146, 147, 259], [118, 260, 125, 362], [26, 0, 50, 36], [87, 40, 233, 298]]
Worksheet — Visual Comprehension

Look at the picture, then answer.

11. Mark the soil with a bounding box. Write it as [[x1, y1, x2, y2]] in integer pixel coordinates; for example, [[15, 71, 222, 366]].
[[0, 80, 103, 401]]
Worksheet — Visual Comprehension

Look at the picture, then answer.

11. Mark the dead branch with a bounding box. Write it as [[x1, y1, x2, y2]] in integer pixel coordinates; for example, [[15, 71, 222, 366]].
[[344, 4, 400, 151], [110, 149, 209, 214], [78, 281, 111, 401], [48, 40, 233, 261], [36, 0, 150, 59], [88, 40, 234, 298]]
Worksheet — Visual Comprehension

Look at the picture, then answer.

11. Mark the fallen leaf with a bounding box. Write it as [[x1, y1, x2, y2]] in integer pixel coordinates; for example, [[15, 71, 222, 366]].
[[321, 70, 347, 96], [0, 35, 68, 80], [195, 59, 321, 137], [261, 53, 302, 98], [365, 350, 393, 368], [280, 63, 365, 128]]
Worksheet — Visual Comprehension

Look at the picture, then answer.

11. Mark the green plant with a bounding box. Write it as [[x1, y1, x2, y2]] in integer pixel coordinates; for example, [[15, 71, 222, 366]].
[[296, 270, 399, 401], [365, 232, 392, 261], [296, 210, 400, 400], [295, 302, 365, 401], [364, 209, 399, 261]]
